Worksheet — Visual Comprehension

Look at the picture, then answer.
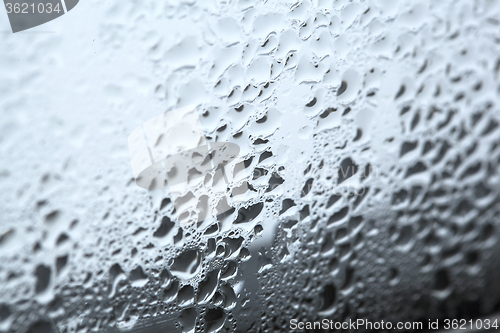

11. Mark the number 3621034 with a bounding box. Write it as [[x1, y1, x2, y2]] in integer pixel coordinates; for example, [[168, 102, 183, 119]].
[[5, 2, 62, 14]]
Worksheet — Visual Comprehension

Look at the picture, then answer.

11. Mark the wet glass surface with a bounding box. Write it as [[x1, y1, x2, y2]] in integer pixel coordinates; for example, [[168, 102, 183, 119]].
[[1, 0, 500, 332]]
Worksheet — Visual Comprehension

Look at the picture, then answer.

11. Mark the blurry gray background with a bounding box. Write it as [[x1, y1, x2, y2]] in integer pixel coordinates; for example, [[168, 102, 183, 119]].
[[1, 0, 500, 332]]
